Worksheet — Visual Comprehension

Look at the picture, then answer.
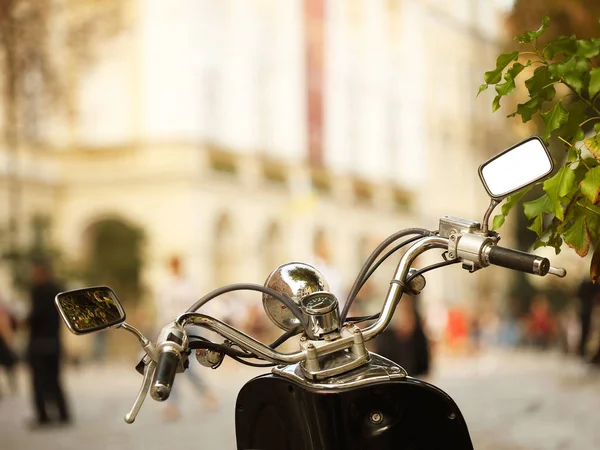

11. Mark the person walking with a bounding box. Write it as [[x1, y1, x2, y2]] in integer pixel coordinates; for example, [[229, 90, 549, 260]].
[[0, 299, 18, 397], [577, 278, 600, 359], [27, 260, 71, 428], [375, 295, 430, 377], [156, 256, 217, 421]]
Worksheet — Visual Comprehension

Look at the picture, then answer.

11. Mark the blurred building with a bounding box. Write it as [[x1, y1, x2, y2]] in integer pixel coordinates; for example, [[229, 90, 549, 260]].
[[0, 0, 516, 320]]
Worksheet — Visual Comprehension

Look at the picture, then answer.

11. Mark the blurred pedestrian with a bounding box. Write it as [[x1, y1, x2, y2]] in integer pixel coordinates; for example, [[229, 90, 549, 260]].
[[526, 294, 555, 349], [156, 255, 217, 421], [375, 295, 430, 377], [576, 278, 600, 359], [27, 260, 71, 427], [0, 299, 18, 397], [446, 307, 469, 354]]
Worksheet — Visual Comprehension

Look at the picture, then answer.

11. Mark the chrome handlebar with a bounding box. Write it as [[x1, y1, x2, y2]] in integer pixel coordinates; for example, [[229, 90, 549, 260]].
[[124, 222, 566, 423]]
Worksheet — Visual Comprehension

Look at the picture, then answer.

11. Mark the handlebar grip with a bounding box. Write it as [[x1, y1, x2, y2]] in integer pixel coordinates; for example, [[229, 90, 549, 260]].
[[150, 349, 180, 401], [487, 246, 550, 275]]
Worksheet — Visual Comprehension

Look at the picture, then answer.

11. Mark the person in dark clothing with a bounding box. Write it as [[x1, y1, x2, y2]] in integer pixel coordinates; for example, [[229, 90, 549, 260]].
[[0, 301, 18, 396], [27, 261, 71, 427], [577, 279, 600, 359], [375, 295, 430, 377]]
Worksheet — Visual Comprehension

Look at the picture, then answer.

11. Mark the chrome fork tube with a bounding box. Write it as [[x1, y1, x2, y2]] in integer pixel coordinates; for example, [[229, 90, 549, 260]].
[[362, 236, 449, 341]]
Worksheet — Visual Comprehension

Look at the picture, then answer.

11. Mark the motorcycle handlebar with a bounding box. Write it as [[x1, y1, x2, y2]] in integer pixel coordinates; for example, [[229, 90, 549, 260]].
[[487, 245, 550, 276], [150, 348, 180, 401]]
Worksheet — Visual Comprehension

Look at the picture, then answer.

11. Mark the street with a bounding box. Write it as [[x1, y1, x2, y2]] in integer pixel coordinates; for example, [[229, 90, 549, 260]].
[[1, 349, 599, 450]]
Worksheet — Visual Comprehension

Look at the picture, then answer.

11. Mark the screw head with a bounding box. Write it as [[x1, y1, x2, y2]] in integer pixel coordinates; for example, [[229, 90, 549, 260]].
[[370, 411, 383, 424]]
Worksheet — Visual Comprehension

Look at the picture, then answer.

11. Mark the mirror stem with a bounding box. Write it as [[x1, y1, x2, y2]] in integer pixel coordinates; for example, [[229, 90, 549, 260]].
[[482, 198, 500, 234], [119, 322, 150, 346]]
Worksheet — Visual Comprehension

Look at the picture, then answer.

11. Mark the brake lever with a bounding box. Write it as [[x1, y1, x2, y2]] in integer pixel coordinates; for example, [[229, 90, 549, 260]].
[[125, 356, 156, 424]]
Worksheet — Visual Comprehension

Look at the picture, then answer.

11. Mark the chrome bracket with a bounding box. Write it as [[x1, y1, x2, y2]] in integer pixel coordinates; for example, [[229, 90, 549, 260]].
[[298, 326, 370, 380], [273, 352, 407, 390]]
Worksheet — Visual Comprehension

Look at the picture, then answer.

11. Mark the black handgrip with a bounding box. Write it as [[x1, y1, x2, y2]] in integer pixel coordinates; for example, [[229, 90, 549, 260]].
[[488, 246, 549, 275], [150, 350, 180, 401]]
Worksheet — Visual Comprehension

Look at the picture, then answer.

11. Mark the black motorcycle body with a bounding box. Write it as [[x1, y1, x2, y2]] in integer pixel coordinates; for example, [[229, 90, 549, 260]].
[[235, 357, 473, 450]]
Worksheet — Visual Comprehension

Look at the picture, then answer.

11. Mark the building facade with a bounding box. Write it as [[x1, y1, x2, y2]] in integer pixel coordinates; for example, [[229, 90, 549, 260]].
[[0, 0, 516, 325]]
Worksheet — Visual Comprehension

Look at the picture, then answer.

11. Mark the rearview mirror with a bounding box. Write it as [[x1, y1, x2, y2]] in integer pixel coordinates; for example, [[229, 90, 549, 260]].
[[479, 136, 553, 200], [55, 286, 126, 335]]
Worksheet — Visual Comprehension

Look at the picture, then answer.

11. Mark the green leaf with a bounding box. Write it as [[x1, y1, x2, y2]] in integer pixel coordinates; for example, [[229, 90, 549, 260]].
[[495, 79, 515, 97], [567, 146, 579, 163], [543, 35, 577, 60], [543, 167, 575, 220], [501, 187, 533, 216], [525, 66, 554, 97], [541, 102, 569, 141], [564, 214, 591, 257], [477, 84, 488, 97], [589, 67, 600, 98], [577, 39, 600, 58], [548, 56, 589, 94], [484, 51, 519, 84], [515, 16, 550, 44], [584, 136, 600, 163], [580, 166, 600, 204], [506, 62, 527, 80], [511, 66, 557, 121], [578, 198, 600, 216], [528, 214, 544, 237], [533, 239, 547, 250], [492, 95, 502, 112], [557, 101, 587, 143], [492, 214, 505, 230], [494, 63, 525, 99], [545, 167, 576, 198], [588, 208, 600, 241], [514, 97, 542, 122], [523, 194, 553, 219], [547, 230, 563, 254]]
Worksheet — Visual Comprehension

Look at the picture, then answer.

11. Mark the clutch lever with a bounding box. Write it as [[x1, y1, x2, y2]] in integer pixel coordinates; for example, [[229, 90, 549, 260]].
[[125, 355, 156, 424]]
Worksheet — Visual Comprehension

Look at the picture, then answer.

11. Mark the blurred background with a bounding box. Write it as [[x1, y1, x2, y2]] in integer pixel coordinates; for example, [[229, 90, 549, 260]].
[[0, 0, 599, 449]]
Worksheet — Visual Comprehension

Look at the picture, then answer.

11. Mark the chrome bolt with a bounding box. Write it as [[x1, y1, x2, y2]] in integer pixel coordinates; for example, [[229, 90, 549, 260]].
[[370, 411, 383, 424], [449, 412, 456, 420], [300, 336, 307, 342]]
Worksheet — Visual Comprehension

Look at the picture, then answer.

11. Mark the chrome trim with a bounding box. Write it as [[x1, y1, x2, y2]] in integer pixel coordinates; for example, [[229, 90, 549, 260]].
[[549, 266, 567, 278], [363, 236, 449, 341], [272, 353, 407, 390], [532, 257, 550, 276], [177, 312, 305, 364], [119, 322, 150, 347]]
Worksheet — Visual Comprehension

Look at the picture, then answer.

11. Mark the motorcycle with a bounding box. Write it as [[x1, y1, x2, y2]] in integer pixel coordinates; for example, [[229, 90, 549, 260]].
[[55, 135, 566, 449]]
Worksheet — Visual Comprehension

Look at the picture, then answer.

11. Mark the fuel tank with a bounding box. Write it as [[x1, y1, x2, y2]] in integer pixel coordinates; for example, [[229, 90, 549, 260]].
[[235, 354, 473, 450]]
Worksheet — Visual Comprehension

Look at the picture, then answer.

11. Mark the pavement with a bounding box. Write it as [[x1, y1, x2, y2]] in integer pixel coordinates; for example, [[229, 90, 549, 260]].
[[1, 348, 600, 450]]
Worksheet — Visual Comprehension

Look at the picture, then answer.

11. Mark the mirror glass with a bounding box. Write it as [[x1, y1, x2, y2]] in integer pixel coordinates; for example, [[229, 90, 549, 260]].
[[55, 286, 125, 334], [479, 136, 553, 199]]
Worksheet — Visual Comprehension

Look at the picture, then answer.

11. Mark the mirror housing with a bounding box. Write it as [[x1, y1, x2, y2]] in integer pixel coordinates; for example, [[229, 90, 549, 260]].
[[478, 136, 553, 200], [55, 286, 126, 335]]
